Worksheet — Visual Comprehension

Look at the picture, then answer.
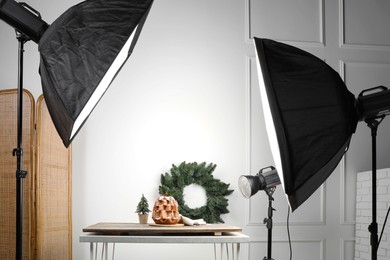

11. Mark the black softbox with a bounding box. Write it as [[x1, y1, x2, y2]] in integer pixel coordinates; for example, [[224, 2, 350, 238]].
[[253, 38, 359, 211], [39, 0, 154, 147]]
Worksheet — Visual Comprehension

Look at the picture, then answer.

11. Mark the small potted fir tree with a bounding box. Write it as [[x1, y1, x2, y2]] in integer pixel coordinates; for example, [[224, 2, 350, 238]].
[[135, 194, 151, 224]]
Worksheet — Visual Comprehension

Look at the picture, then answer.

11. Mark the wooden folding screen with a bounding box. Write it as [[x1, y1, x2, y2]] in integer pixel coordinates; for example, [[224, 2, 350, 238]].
[[0, 89, 34, 259], [0, 89, 72, 259], [35, 95, 72, 259]]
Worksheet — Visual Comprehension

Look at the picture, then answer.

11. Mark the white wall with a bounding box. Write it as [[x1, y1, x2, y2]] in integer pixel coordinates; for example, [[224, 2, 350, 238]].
[[355, 168, 390, 260], [1, 1, 390, 260]]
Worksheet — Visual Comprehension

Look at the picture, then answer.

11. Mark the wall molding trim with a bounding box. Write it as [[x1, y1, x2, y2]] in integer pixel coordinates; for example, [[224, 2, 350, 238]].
[[339, 0, 390, 50], [245, 0, 325, 47]]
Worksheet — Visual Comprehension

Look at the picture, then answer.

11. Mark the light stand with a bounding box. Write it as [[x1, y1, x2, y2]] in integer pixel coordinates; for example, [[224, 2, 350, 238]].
[[357, 86, 390, 260], [1, 1, 48, 258], [366, 116, 384, 260], [13, 31, 29, 260], [263, 187, 276, 260], [238, 166, 280, 259]]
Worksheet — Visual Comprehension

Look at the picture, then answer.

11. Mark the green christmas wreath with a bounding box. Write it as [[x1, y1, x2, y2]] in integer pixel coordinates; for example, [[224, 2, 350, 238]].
[[158, 161, 234, 223]]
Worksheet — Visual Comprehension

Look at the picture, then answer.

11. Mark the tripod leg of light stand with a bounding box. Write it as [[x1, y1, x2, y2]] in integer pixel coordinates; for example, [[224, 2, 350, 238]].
[[263, 188, 276, 260]]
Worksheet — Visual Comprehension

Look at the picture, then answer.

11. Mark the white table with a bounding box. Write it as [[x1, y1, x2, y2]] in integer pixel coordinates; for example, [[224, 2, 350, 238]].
[[80, 223, 250, 260]]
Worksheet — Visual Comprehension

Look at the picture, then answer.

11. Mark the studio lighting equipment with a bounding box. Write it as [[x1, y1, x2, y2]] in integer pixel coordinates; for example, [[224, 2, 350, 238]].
[[253, 37, 390, 260], [239, 166, 280, 198], [0, 1, 154, 259], [0, 0, 48, 43], [239, 166, 281, 260], [39, 0, 154, 147]]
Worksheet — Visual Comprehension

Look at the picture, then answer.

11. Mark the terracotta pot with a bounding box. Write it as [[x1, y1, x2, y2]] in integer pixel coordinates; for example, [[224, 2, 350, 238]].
[[138, 214, 148, 224]]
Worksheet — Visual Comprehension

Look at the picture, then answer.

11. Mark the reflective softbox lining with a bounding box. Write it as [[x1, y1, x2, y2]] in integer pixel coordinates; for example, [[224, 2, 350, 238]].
[[39, 0, 154, 147], [254, 38, 358, 211]]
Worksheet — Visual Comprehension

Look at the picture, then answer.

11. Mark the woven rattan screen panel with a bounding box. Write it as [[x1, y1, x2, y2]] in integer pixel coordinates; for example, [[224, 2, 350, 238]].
[[0, 90, 72, 259], [0, 89, 34, 259], [36, 95, 72, 260]]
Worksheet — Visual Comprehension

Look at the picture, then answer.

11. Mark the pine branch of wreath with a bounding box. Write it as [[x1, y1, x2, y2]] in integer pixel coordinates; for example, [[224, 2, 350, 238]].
[[158, 161, 233, 223]]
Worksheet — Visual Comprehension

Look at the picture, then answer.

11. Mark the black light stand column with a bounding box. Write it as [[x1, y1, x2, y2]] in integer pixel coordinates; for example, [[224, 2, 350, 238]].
[[263, 187, 276, 260], [366, 116, 384, 260], [12, 31, 29, 260]]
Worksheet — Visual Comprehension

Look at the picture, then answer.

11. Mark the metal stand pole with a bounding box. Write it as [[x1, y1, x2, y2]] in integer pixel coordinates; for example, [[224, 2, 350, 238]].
[[13, 32, 29, 260], [366, 117, 384, 260], [263, 187, 276, 260]]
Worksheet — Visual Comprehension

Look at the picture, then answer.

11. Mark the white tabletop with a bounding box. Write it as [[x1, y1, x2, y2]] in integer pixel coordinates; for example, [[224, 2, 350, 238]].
[[80, 232, 250, 244]]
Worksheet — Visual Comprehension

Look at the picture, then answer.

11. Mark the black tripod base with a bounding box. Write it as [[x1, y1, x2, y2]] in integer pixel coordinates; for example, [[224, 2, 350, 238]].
[[263, 257, 275, 260]]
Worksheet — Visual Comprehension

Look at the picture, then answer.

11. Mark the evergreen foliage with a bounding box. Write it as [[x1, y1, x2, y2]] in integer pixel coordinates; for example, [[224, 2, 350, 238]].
[[159, 162, 234, 223], [135, 194, 151, 214]]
